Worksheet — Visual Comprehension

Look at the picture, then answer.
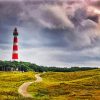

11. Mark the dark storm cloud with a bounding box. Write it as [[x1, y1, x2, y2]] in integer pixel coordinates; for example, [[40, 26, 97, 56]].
[[87, 15, 99, 23]]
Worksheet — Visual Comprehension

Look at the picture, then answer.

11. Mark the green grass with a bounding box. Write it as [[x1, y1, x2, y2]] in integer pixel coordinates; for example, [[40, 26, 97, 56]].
[[0, 71, 35, 100], [28, 69, 100, 100]]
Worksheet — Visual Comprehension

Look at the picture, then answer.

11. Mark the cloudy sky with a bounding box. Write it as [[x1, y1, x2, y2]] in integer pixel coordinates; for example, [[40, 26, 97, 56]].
[[0, 0, 100, 67]]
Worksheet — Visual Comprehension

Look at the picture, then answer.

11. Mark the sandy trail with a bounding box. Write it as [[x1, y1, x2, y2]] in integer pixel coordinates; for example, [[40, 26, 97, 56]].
[[18, 74, 42, 98]]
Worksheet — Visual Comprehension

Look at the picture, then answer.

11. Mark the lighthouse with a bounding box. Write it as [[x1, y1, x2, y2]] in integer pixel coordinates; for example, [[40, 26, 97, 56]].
[[12, 28, 19, 61]]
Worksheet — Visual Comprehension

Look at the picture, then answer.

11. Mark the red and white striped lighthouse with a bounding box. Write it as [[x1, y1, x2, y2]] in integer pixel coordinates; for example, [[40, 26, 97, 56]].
[[12, 28, 19, 61]]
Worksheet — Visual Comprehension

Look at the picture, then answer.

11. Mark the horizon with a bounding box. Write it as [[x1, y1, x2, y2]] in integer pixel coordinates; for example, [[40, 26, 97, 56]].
[[0, 0, 100, 67]]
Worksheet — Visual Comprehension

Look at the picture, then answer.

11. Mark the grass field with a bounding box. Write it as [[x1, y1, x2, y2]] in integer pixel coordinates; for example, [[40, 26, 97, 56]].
[[28, 69, 100, 100], [0, 71, 35, 100], [0, 69, 100, 100]]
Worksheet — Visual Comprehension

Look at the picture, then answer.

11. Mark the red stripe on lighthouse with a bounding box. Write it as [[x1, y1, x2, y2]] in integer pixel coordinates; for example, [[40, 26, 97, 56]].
[[12, 53, 18, 59], [14, 37, 18, 43], [13, 45, 18, 51]]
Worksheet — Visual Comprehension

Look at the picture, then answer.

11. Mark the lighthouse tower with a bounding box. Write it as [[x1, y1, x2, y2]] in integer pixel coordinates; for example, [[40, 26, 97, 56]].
[[12, 28, 19, 61]]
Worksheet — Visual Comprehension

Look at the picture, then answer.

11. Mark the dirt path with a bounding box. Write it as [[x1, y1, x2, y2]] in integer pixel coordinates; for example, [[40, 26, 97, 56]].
[[18, 74, 42, 98]]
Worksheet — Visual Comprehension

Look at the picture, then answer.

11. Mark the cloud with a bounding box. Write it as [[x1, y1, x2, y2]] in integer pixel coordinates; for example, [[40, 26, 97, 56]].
[[37, 5, 74, 29], [0, 0, 100, 66], [19, 3, 75, 29]]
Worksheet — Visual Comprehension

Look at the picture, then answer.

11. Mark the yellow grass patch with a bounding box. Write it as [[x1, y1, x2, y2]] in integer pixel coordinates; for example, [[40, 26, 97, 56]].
[[0, 71, 35, 100]]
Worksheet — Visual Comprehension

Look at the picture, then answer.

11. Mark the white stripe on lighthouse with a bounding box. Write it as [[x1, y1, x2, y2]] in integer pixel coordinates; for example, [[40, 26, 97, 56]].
[[13, 42, 18, 45], [13, 51, 18, 53]]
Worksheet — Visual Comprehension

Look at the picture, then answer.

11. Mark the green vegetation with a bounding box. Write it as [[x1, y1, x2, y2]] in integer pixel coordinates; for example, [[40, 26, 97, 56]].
[[0, 71, 35, 100], [0, 60, 98, 72], [28, 69, 100, 100]]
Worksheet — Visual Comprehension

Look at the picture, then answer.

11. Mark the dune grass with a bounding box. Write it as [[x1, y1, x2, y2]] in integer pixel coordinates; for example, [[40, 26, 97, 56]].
[[41, 69, 100, 82], [0, 71, 35, 100], [28, 69, 100, 100], [0, 69, 100, 100]]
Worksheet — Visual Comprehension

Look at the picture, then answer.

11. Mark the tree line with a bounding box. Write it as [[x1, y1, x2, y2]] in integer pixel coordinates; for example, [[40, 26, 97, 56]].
[[0, 60, 98, 72]]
